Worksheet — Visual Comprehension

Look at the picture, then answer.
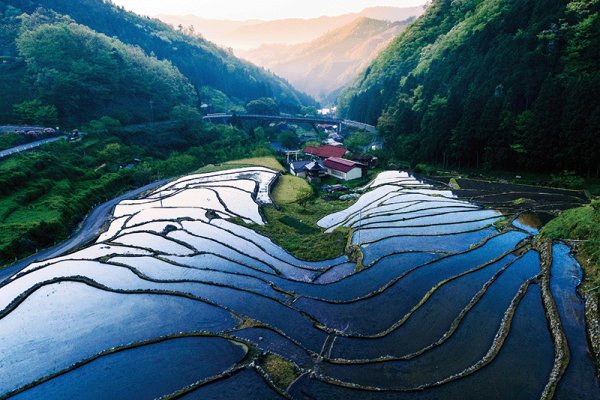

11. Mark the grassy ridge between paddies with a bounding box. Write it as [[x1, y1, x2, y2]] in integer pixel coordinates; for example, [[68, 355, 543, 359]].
[[271, 175, 312, 205], [253, 191, 352, 263], [259, 353, 300, 391], [215, 156, 354, 262], [225, 157, 286, 173], [194, 157, 285, 175], [540, 200, 600, 289]]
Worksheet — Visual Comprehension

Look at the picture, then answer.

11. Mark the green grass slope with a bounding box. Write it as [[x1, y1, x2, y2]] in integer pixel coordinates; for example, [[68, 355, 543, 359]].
[[541, 200, 600, 286]]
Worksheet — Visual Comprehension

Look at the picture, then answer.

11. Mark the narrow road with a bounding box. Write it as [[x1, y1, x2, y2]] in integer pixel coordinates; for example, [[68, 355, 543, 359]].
[[0, 178, 172, 283], [203, 114, 378, 134], [0, 136, 66, 159]]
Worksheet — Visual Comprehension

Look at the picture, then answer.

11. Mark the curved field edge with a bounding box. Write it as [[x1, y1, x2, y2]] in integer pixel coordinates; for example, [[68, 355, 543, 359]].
[[235, 171, 358, 263], [0, 331, 296, 400], [538, 199, 600, 367]]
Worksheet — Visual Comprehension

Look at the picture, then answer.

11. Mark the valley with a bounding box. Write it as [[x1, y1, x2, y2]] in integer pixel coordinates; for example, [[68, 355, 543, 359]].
[[160, 6, 424, 102], [0, 0, 598, 398]]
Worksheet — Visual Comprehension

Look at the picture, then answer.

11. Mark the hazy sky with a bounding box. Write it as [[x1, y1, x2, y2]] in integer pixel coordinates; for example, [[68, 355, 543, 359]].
[[111, 0, 427, 20]]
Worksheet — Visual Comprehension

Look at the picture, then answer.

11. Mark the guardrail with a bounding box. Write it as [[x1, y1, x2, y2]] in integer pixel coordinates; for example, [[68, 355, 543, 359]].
[[0, 137, 66, 159], [203, 114, 377, 133]]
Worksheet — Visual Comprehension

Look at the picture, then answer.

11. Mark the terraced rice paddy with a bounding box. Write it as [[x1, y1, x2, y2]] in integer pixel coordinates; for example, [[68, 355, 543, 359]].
[[0, 168, 597, 399]]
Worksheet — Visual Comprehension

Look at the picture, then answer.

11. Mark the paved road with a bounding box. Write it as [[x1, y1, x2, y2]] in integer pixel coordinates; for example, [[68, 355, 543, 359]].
[[0, 136, 65, 159], [0, 178, 172, 283]]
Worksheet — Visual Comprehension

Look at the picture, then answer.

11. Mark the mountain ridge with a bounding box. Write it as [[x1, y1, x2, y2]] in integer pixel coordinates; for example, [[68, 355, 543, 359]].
[[158, 6, 424, 49], [238, 17, 413, 101]]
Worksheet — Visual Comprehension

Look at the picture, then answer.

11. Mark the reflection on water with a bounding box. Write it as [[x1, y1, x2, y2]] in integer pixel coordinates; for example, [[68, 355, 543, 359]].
[[0, 168, 597, 399], [551, 244, 600, 400], [13, 337, 246, 400]]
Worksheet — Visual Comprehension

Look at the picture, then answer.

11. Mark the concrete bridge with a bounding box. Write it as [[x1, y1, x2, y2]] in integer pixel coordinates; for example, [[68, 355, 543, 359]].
[[202, 114, 377, 134]]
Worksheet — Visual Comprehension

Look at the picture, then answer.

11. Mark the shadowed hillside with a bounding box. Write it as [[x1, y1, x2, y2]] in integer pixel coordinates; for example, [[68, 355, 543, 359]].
[[339, 0, 600, 176]]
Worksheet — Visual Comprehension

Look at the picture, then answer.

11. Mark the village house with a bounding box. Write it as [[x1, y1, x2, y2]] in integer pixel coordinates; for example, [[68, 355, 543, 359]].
[[324, 138, 343, 146], [323, 157, 367, 181], [303, 144, 347, 159], [290, 160, 327, 180], [289, 145, 366, 182]]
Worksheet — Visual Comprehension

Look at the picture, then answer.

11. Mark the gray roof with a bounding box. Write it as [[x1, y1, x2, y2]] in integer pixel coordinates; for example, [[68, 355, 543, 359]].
[[290, 160, 311, 173], [305, 160, 326, 172], [291, 160, 326, 173]]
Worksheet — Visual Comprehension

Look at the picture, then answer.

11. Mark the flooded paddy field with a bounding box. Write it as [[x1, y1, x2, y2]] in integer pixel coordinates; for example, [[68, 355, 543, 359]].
[[0, 168, 597, 399]]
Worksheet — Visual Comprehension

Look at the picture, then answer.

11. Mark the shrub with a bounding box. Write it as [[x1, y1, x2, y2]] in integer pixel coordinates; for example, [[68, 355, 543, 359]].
[[413, 163, 435, 175], [550, 171, 585, 190]]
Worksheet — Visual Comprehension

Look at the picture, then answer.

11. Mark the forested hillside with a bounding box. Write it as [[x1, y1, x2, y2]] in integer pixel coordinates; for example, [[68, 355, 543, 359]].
[[0, 0, 313, 125], [240, 18, 411, 101], [339, 0, 600, 176]]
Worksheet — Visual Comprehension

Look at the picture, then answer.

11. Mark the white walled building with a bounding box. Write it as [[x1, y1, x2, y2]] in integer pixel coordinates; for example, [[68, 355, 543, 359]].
[[323, 157, 366, 181]]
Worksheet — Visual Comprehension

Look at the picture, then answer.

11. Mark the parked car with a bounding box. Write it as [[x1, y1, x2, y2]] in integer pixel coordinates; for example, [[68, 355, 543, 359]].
[[322, 184, 349, 193]]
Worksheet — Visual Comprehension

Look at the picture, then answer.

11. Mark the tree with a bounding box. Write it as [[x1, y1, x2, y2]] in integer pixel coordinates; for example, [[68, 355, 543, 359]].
[[86, 116, 121, 134], [296, 186, 314, 207], [245, 97, 280, 115], [345, 131, 371, 152], [170, 105, 203, 129], [301, 106, 318, 117], [277, 131, 300, 150], [99, 143, 122, 160], [15, 20, 196, 125], [336, 0, 599, 175], [13, 99, 58, 125]]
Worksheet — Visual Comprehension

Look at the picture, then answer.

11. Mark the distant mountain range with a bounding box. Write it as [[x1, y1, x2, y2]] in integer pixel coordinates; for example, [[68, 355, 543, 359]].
[[158, 6, 424, 50], [238, 17, 414, 102]]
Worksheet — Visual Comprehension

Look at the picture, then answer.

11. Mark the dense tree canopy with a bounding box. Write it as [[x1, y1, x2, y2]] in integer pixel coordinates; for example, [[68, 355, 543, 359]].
[[245, 97, 280, 116], [20, 0, 313, 107], [16, 15, 196, 125], [339, 0, 600, 176], [0, 0, 315, 126], [13, 99, 58, 125]]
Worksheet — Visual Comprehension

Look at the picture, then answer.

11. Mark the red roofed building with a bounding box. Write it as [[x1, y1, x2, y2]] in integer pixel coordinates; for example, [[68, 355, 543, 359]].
[[323, 157, 367, 181], [304, 145, 347, 159]]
